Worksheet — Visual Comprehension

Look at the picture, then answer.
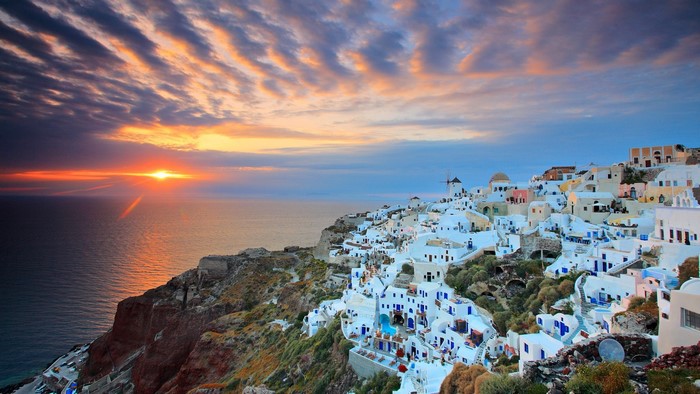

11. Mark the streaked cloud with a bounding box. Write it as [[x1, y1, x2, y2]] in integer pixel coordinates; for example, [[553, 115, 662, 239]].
[[0, 0, 698, 197]]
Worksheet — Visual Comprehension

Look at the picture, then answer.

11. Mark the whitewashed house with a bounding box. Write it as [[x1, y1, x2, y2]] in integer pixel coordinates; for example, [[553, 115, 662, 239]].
[[658, 277, 700, 354]]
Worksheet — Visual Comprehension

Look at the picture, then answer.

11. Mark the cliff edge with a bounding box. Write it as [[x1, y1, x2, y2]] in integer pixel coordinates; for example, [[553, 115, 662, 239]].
[[81, 247, 357, 394]]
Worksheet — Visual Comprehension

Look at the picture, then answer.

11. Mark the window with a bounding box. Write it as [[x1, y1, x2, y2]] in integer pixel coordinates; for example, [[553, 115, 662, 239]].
[[524, 343, 529, 353], [541, 349, 546, 359], [634, 157, 639, 164], [682, 308, 700, 331]]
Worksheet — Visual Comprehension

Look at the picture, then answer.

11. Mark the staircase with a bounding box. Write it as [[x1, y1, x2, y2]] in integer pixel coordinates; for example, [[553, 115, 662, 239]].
[[408, 369, 425, 394], [576, 274, 595, 325], [606, 258, 642, 276], [473, 331, 497, 366], [563, 313, 588, 346]]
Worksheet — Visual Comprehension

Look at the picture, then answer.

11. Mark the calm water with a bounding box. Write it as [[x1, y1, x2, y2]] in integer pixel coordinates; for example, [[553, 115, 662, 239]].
[[0, 196, 375, 387]]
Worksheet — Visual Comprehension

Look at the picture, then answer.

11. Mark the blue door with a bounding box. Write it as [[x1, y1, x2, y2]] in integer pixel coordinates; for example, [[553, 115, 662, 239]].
[[379, 341, 384, 350], [361, 326, 366, 335], [408, 318, 415, 329], [560, 322, 566, 336]]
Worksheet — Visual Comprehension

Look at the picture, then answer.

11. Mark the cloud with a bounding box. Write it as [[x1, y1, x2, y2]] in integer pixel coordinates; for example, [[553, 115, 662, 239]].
[[1, 0, 700, 197], [0, 1, 119, 64]]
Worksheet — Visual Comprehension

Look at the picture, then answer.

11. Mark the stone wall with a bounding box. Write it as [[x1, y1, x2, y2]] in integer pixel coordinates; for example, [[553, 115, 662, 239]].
[[348, 350, 398, 379], [646, 340, 700, 370], [518, 233, 562, 259], [198, 256, 229, 278], [522, 334, 652, 387]]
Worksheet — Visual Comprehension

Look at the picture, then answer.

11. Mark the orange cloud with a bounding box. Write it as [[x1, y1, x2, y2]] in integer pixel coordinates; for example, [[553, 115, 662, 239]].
[[4, 169, 197, 182], [105, 122, 369, 153]]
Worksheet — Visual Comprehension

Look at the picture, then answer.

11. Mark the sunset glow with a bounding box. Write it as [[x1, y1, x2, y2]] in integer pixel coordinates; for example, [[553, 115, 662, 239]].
[[118, 195, 143, 220], [0, 0, 697, 198], [146, 170, 191, 180]]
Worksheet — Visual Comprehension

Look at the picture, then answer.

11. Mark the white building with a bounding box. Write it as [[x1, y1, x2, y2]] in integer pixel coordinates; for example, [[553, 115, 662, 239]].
[[528, 201, 553, 229], [583, 271, 637, 306], [655, 206, 700, 246], [658, 277, 700, 354], [518, 332, 565, 374], [536, 313, 579, 343], [567, 192, 615, 224]]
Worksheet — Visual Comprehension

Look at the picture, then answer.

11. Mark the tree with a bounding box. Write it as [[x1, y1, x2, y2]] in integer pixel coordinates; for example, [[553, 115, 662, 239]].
[[493, 311, 513, 336], [472, 269, 489, 283], [557, 279, 574, 296], [537, 287, 560, 307], [439, 364, 489, 394], [401, 263, 415, 275], [678, 257, 699, 286]]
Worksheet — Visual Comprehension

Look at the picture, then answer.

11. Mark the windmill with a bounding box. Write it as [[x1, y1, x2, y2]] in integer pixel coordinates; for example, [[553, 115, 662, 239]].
[[439, 171, 452, 194]]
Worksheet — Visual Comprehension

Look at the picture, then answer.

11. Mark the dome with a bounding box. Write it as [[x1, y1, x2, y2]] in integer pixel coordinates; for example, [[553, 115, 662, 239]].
[[489, 172, 510, 183]]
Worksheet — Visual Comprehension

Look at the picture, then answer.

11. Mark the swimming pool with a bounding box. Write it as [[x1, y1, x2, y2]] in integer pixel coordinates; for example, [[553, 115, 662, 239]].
[[380, 314, 397, 335]]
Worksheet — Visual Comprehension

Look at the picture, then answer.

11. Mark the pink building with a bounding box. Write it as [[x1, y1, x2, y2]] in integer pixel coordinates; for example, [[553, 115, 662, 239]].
[[512, 189, 529, 204], [619, 183, 646, 200]]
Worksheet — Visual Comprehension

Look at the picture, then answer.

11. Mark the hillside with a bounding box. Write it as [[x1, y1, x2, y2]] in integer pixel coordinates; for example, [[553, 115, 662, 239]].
[[80, 246, 358, 394]]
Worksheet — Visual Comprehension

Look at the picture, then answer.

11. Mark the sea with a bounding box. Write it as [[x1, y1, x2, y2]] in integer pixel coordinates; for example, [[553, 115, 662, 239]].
[[0, 196, 377, 387]]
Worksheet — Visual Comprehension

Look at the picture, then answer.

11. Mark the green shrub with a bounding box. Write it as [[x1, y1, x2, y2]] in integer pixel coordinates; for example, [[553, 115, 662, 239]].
[[525, 383, 548, 394], [339, 339, 355, 357], [566, 362, 632, 394], [354, 372, 400, 394], [478, 373, 530, 394], [565, 377, 602, 394], [648, 368, 700, 393]]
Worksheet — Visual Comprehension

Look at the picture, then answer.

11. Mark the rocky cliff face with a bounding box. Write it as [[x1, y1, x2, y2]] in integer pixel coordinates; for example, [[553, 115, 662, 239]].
[[313, 215, 365, 261], [81, 247, 357, 394]]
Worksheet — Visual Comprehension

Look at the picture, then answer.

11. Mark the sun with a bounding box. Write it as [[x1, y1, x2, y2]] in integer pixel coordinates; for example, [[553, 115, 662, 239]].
[[149, 170, 172, 180]]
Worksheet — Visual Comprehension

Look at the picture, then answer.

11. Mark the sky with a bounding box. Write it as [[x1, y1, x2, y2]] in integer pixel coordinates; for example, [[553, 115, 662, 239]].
[[0, 0, 699, 200]]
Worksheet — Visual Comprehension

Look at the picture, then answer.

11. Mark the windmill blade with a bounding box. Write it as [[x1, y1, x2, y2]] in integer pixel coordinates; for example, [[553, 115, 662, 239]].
[[443, 170, 451, 192]]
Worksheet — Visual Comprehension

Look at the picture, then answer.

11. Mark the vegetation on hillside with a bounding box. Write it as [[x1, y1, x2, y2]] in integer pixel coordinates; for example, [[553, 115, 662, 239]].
[[445, 255, 581, 336], [622, 166, 645, 185], [647, 368, 700, 393], [565, 362, 633, 394]]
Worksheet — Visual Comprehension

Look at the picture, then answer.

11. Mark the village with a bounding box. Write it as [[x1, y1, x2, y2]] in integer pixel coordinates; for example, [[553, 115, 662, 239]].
[[302, 144, 700, 393]]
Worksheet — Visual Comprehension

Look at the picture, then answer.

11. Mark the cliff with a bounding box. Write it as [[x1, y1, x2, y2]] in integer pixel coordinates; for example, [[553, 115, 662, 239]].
[[80, 247, 358, 393], [313, 215, 366, 261]]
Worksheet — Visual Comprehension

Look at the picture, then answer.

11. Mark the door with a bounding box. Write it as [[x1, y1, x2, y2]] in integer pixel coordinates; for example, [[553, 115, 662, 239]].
[[408, 318, 414, 329]]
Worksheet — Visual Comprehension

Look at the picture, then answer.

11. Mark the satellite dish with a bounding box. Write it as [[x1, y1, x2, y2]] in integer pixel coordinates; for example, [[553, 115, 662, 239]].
[[598, 338, 625, 362]]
